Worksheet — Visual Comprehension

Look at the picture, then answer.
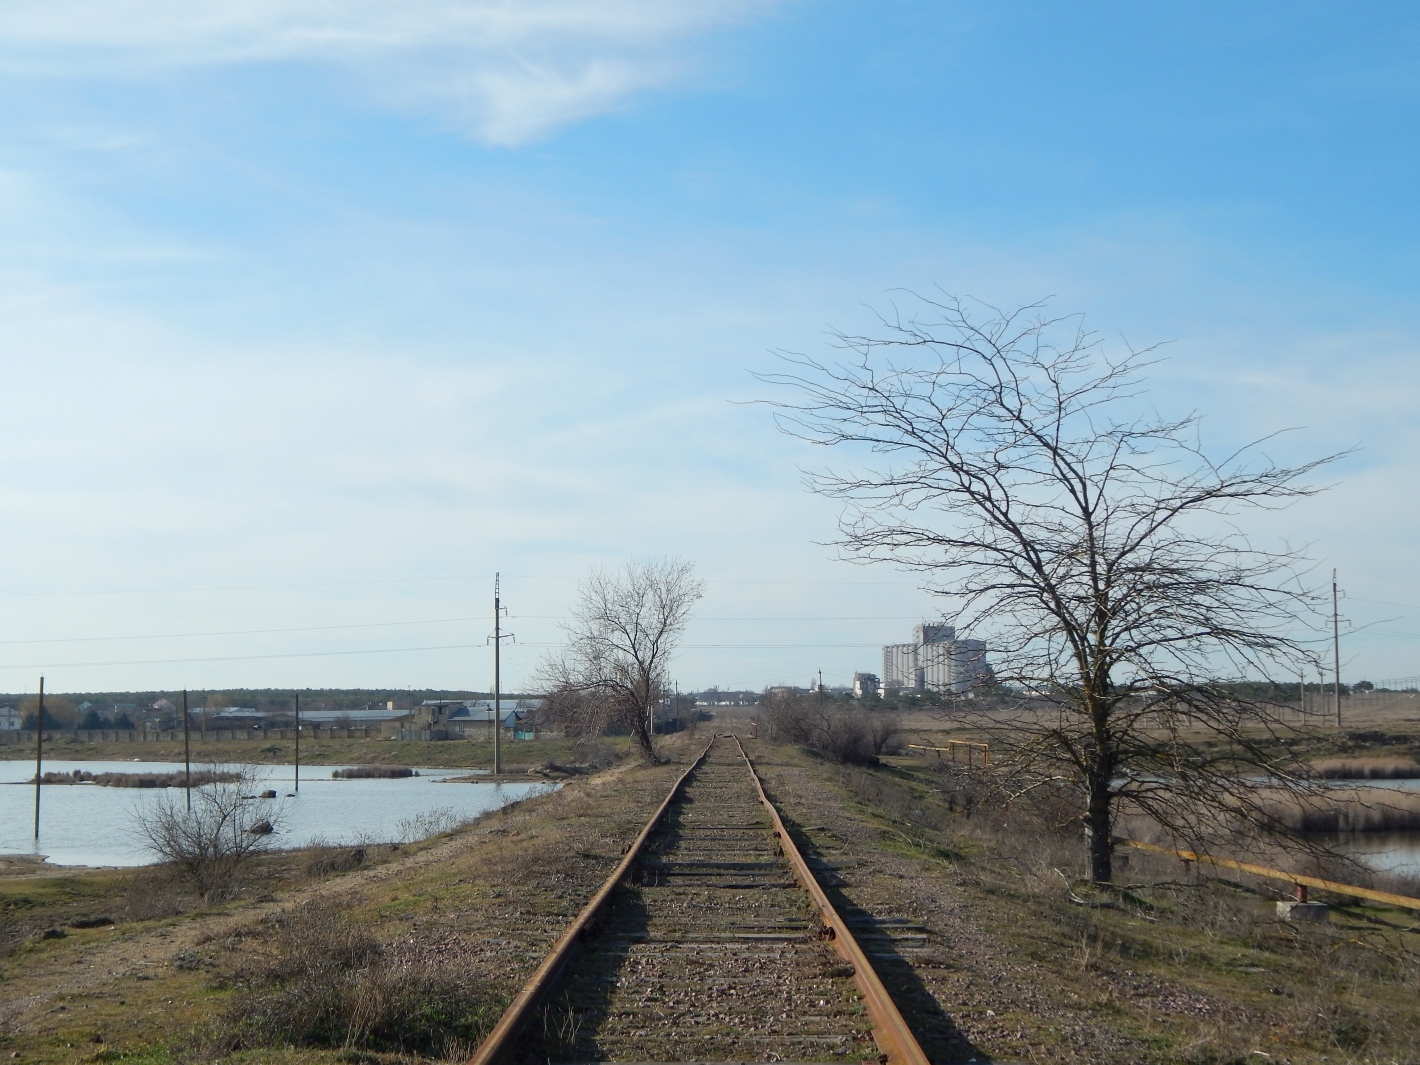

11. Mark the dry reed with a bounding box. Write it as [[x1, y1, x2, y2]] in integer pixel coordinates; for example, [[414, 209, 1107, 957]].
[[1309, 757, 1420, 780], [35, 769, 241, 788], [331, 765, 418, 779]]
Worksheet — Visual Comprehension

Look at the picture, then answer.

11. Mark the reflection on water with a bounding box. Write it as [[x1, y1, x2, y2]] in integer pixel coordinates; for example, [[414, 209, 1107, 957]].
[[0, 760, 555, 867], [1332, 832, 1420, 880]]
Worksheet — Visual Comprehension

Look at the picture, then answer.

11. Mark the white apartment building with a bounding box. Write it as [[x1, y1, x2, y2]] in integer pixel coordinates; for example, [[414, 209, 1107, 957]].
[[882, 623, 992, 694]]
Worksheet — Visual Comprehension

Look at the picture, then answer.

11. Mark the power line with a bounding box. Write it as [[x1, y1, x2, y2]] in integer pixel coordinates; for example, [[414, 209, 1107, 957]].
[[0, 641, 888, 672], [0, 616, 485, 647], [0, 572, 923, 600], [0, 642, 490, 671]]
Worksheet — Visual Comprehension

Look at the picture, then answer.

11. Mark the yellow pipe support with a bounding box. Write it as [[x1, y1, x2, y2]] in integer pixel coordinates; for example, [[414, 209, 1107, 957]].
[[906, 741, 990, 766], [735, 736, 932, 1065], [1122, 839, 1420, 913]]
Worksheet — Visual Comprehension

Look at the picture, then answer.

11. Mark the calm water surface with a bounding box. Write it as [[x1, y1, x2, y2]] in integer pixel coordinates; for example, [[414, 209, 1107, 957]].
[[0, 760, 555, 867]]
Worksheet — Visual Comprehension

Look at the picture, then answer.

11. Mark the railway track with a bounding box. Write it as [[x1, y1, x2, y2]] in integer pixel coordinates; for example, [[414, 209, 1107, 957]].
[[471, 734, 929, 1065]]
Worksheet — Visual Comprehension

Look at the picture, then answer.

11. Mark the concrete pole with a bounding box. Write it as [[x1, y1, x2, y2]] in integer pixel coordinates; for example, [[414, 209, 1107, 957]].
[[1333, 570, 1342, 729], [493, 573, 502, 777], [183, 690, 191, 811], [33, 676, 43, 840], [294, 692, 300, 794]]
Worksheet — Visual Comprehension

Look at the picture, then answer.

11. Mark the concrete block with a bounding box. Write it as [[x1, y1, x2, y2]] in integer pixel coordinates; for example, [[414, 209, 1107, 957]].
[[1276, 900, 1329, 922]]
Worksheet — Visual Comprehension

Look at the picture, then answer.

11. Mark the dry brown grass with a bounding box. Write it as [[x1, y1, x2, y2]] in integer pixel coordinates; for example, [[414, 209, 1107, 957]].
[[1256, 786, 1420, 833], [331, 764, 417, 779], [1310, 757, 1420, 779], [201, 902, 504, 1059], [820, 754, 1420, 1063]]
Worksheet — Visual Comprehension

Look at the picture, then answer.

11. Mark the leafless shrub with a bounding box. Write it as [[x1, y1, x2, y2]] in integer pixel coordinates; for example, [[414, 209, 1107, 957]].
[[303, 843, 369, 879], [570, 737, 617, 768], [759, 690, 899, 765], [135, 769, 283, 901], [397, 807, 462, 843]]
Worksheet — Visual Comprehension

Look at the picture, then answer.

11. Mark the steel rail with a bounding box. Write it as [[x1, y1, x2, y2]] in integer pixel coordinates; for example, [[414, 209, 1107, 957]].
[[734, 736, 931, 1065], [467, 737, 715, 1065]]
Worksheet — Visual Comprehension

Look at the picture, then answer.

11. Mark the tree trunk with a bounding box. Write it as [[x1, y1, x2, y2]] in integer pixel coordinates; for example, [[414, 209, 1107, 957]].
[[1087, 774, 1113, 883], [630, 704, 656, 763]]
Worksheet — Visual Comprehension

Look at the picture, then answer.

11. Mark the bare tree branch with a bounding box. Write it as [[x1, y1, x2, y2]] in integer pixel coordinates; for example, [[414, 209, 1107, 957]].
[[758, 294, 1346, 882], [536, 558, 703, 761]]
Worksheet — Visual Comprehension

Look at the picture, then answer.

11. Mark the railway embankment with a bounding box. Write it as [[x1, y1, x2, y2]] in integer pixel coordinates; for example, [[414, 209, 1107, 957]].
[[2, 732, 1418, 1063]]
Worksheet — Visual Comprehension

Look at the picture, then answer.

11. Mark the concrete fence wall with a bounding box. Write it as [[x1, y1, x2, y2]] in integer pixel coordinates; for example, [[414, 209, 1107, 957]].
[[0, 726, 379, 745]]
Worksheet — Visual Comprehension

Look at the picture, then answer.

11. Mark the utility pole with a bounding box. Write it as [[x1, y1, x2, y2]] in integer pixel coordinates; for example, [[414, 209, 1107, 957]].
[[183, 690, 192, 811], [1333, 569, 1342, 729], [33, 676, 43, 841], [818, 668, 824, 701], [294, 692, 300, 794], [490, 574, 514, 776]]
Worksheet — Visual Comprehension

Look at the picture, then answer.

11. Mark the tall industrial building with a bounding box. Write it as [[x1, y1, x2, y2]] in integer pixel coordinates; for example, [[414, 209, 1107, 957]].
[[882, 623, 992, 694]]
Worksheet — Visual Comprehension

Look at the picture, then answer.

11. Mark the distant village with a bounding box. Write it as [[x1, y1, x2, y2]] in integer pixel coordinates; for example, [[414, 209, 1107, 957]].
[[0, 620, 994, 738]]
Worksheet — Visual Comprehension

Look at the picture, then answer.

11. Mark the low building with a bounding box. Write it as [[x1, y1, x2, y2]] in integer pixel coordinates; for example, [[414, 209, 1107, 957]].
[[852, 672, 880, 699], [0, 706, 18, 730]]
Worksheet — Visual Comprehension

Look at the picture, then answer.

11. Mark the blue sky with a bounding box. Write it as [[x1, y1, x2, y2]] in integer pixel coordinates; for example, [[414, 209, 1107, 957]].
[[0, 1, 1417, 694]]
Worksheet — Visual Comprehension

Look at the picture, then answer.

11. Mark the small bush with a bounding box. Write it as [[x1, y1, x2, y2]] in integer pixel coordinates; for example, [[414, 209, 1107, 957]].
[[758, 691, 899, 764], [571, 737, 617, 768], [135, 769, 283, 901], [211, 905, 502, 1058], [397, 807, 463, 843], [304, 845, 368, 879]]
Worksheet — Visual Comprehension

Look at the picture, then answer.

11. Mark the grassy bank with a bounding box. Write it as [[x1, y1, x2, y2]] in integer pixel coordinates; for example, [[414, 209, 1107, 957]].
[[0, 734, 696, 1063], [756, 743, 1420, 1064], [6, 730, 1417, 1063]]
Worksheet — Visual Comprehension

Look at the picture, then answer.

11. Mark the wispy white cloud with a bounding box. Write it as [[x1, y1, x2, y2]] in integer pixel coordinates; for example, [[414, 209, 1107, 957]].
[[0, 0, 765, 144]]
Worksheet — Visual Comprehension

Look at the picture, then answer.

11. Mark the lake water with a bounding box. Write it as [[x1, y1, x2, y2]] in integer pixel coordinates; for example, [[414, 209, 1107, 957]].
[[0, 760, 556, 867], [1311, 779, 1420, 881], [1332, 832, 1420, 880]]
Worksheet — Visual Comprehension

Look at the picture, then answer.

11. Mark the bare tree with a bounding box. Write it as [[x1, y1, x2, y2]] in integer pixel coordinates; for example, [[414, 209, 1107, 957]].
[[137, 769, 283, 900], [761, 295, 1340, 882], [538, 558, 703, 761]]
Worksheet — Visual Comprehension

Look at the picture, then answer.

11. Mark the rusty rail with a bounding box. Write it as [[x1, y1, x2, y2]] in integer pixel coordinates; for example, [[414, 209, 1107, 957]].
[[467, 738, 714, 1065], [468, 735, 930, 1065], [1122, 839, 1420, 912], [734, 736, 931, 1065]]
